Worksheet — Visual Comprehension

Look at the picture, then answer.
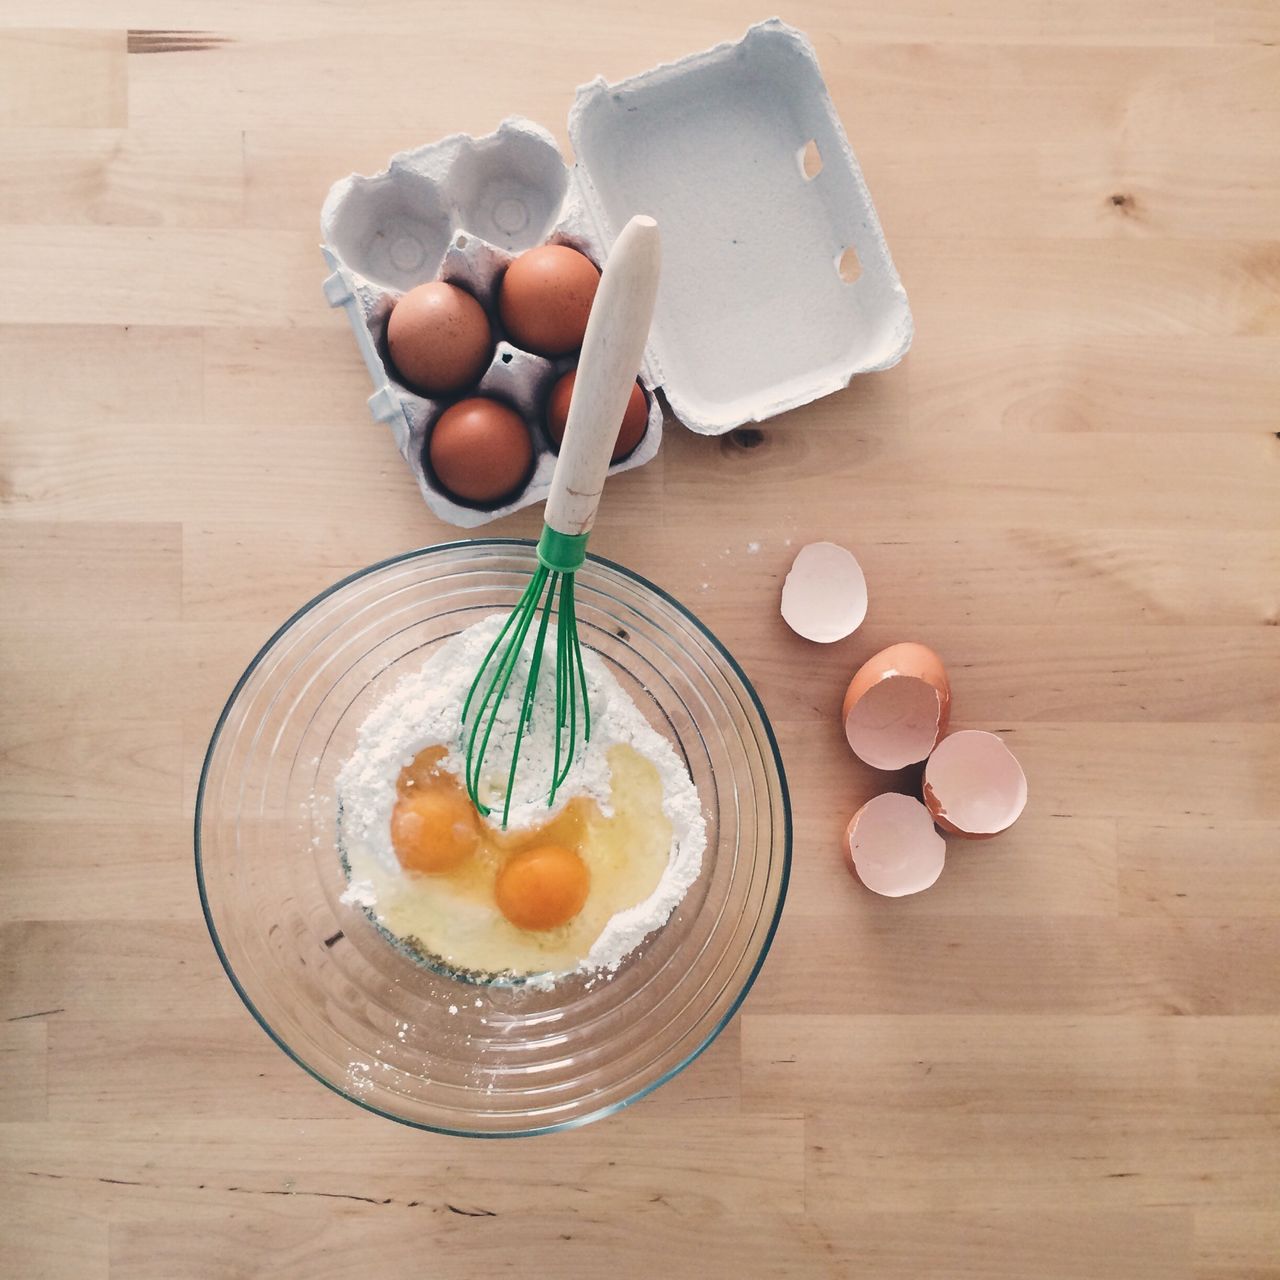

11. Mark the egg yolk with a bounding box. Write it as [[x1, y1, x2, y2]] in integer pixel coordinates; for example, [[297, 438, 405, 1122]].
[[390, 790, 480, 874], [494, 844, 590, 931]]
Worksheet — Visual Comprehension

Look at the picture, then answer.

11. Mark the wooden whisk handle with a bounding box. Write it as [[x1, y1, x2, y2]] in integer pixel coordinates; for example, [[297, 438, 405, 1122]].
[[544, 215, 661, 538]]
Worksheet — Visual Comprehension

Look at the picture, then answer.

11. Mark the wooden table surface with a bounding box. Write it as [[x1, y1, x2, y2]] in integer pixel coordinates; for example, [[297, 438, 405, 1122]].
[[2, 4, 1278, 1277]]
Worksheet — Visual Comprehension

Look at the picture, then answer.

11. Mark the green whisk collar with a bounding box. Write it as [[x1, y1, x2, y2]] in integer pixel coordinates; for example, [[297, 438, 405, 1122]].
[[536, 526, 589, 574]]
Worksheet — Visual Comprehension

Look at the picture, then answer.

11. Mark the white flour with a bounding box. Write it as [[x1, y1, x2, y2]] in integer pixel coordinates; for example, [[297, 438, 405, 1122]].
[[337, 614, 706, 983]]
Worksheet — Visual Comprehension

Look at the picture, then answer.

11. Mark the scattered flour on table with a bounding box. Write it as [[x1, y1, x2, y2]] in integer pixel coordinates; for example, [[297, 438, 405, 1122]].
[[337, 614, 706, 986]]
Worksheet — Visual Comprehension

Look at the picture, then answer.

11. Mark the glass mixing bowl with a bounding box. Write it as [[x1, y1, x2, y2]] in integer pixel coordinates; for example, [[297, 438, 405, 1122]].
[[196, 540, 790, 1136]]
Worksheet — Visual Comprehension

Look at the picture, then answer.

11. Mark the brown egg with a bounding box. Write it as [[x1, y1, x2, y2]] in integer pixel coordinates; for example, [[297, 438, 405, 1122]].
[[428, 398, 533, 505], [498, 244, 600, 356], [545, 370, 648, 461], [386, 281, 492, 396]]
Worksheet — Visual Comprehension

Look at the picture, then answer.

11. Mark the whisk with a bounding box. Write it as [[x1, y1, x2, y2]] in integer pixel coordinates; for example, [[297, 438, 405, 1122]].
[[462, 215, 662, 826]]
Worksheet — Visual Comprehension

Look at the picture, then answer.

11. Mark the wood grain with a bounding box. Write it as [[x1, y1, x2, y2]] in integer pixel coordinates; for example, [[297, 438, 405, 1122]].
[[0, 31, 125, 129], [1, 5, 1277, 1277]]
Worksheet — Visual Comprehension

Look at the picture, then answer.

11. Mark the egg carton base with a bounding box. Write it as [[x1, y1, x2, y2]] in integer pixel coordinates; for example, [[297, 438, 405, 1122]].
[[320, 19, 910, 526]]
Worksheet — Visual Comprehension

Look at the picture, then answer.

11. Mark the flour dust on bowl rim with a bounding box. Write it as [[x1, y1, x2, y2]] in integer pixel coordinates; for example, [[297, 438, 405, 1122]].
[[195, 540, 791, 1136]]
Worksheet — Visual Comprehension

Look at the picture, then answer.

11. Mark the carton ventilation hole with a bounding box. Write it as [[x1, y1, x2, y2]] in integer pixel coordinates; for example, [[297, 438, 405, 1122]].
[[799, 139, 823, 180], [501, 352, 513, 364], [837, 247, 862, 284], [454, 234, 468, 249]]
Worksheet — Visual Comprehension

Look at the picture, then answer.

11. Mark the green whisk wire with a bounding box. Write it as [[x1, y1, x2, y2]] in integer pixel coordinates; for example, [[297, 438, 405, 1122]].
[[461, 527, 591, 828]]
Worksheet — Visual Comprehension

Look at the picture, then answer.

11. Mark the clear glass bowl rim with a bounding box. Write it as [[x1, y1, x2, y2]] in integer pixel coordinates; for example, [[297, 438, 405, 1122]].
[[194, 537, 792, 1137]]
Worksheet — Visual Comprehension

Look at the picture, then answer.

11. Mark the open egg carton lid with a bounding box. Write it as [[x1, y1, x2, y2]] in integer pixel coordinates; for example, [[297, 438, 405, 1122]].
[[321, 18, 912, 527]]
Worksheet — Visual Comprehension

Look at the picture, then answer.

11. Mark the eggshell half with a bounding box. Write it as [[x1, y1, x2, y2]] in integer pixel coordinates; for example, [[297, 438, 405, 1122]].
[[845, 792, 946, 897], [780, 542, 868, 643], [923, 730, 1028, 839], [842, 642, 950, 770]]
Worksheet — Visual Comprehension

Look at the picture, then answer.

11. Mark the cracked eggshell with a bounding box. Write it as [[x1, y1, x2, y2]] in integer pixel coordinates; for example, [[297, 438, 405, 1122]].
[[780, 542, 868, 643], [845, 792, 946, 897], [842, 642, 950, 770], [923, 730, 1028, 839]]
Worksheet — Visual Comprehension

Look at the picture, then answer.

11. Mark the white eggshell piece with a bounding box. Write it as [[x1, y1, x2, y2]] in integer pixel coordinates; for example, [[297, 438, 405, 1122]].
[[924, 730, 1028, 837], [780, 541, 868, 643], [844, 676, 943, 770], [846, 792, 946, 897]]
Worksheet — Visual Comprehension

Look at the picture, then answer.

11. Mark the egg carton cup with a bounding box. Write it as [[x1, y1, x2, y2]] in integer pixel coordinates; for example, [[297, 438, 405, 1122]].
[[321, 123, 660, 529], [321, 18, 912, 528]]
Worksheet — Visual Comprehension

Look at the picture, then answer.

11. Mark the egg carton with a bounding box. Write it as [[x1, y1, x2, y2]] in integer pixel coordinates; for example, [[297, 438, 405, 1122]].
[[320, 18, 912, 528]]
